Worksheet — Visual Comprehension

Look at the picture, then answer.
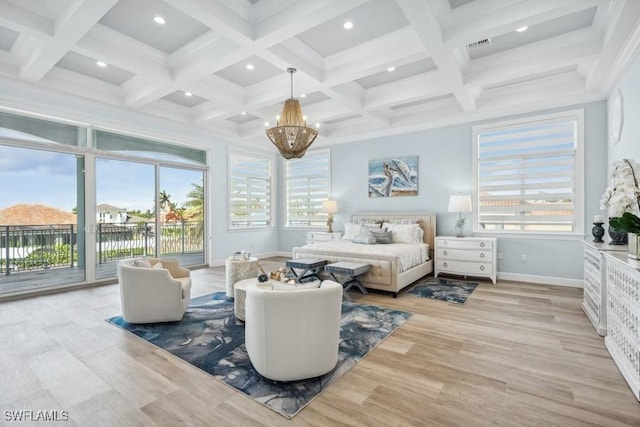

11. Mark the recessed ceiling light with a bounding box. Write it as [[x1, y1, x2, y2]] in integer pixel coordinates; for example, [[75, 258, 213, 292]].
[[516, 26, 528, 32], [300, 93, 306, 98], [303, 115, 307, 121], [387, 66, 396, 72], [343, 21, 353, 30], [153, 16, 166, 25], [246, 64, 255, 70], [241, 112, 246, 115], [184, 92, 192, 97], [96, 61, 107, 67], [264, 121, 269, 127], [315, 123, 320, 128]]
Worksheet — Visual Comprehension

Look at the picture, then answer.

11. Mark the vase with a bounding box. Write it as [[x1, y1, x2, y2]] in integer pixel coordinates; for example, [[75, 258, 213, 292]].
[[592, 222, 605, 243], [629, 233, 640, 259], [608, 218, 628, 245]]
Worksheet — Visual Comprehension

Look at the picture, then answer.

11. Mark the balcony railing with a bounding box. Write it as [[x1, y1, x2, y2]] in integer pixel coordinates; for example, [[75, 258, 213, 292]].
[[1, 222, 204, 275]]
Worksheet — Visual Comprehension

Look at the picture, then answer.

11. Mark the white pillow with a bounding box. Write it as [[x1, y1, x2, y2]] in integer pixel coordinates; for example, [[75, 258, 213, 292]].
[[383, 223, 422, 244], [153, 262, 164, 269], [134, 259, 152, 268], [342, 223, 364, 240]]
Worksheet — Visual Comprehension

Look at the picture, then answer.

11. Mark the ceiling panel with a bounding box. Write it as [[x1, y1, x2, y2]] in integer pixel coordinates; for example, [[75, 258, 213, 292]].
[[215, 55, 282, 88], [0, 26, 19, 52], [296, 0, 409, 57], [356, 58, 438, 89], [55, 51, 135, 85], [98, 0, 209, 53], [162, 91, 208, 108], [227, 113, 260, 124], [469, 7, 597, 59]]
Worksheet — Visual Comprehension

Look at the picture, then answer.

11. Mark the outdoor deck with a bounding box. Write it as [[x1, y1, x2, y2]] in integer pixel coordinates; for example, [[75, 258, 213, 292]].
[[0, 252, 204, 296]]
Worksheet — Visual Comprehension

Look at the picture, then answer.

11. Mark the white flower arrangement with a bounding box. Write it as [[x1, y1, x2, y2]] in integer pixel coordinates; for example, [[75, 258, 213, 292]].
[[600, 159, 640, 217]]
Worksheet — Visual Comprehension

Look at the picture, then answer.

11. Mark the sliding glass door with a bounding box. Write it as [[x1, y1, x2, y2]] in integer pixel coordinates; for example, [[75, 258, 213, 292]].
[[0, 144, 85, 293], [158, 167, 205, 266], [95, 158, 156, 280]]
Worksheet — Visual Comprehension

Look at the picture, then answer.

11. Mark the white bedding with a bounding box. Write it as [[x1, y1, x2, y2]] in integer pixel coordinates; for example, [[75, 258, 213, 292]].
[[301, 240, 429, 272]]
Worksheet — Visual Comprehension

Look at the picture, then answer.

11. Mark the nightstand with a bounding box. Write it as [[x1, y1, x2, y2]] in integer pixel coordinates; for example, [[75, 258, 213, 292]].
[[306, 231, 342, 244], [435, 236, 497, 284]]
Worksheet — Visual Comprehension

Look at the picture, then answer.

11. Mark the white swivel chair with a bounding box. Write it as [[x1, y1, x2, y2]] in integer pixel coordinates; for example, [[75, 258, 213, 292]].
[[117, 258, 191, 323], [245, 280, 343, 381]]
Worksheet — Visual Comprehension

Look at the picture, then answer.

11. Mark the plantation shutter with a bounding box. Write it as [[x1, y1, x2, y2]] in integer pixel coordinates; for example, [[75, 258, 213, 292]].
[[285, 149, 330, 227], [476, 116, 578, 233], [229, 153, 272, 228]]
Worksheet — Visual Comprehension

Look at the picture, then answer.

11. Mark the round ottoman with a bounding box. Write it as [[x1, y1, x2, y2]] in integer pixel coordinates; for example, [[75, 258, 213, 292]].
[[225, 256, 261, 299]]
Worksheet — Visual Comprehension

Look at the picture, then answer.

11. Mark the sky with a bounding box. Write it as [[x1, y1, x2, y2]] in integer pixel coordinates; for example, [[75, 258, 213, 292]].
[[0, 145, 202, 213]]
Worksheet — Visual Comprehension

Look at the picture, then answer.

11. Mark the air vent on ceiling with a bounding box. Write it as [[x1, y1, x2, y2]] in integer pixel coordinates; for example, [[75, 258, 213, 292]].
[[466, 38, 491, 50]]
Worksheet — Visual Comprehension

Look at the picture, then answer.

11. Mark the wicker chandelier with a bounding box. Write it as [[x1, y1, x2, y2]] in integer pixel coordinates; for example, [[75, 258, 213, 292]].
[[266, 68, 318, 159]]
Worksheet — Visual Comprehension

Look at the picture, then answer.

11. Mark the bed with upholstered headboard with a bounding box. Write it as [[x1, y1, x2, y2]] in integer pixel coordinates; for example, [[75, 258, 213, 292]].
[[291, 212, 436, 297]]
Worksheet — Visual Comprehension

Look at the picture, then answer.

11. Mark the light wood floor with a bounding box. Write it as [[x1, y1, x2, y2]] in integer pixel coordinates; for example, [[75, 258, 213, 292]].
[[1, 257, 639, 426]]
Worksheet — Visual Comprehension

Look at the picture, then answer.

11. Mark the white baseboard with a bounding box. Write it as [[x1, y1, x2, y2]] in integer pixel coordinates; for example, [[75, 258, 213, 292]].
[[497, 272, 583, 288]]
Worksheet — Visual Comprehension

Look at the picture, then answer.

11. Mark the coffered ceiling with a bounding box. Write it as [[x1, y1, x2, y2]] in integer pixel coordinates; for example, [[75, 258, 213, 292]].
[[0, 0, 639, 150]]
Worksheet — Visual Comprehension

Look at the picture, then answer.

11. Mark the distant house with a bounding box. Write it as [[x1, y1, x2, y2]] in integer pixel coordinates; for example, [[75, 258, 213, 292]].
[[0, 204, 77, 226], [97, 203, 127, 224], [0, 204, 78, 259]]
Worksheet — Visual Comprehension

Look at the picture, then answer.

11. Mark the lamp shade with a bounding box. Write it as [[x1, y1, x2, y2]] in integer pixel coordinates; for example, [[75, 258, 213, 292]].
[[321, 200, 337, 214], [448, 195, 472, 213]]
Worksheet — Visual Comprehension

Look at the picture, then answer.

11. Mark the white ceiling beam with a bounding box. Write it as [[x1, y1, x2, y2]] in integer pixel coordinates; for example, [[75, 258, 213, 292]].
[[18, 0, 118, 82], [0, 0, 52, 37], [397, 0, 477, 112]]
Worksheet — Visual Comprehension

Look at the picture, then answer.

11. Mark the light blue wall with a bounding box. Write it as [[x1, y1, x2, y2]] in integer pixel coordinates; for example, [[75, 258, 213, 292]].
[[609, 51, 640, 166], [278, 101, 608, 281]]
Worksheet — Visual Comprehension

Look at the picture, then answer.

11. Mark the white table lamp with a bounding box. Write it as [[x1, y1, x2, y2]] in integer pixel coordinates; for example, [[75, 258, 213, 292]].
[[321, 200, 337, 233], [448, 195, 472, 237]]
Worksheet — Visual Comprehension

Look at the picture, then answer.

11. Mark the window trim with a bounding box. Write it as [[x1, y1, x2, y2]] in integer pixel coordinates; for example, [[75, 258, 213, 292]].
[[227, 148, 274, 230], [282, 148, 331, 229], [471, 109, 584, 236]]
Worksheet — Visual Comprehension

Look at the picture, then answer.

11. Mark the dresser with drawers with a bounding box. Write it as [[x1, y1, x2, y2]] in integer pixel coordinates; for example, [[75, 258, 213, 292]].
[[434, 236, 497, 284], [306, 231, 342, 244]]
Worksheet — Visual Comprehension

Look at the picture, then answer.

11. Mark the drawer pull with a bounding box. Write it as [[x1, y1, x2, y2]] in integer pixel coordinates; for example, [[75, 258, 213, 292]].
[[443, 240, 448, 246], [480, 253, 485, 258], [443, 250, 448, 256], [480, 242, 485, 247], [480, 265, 485, 271], [443, 262, 448, 267]]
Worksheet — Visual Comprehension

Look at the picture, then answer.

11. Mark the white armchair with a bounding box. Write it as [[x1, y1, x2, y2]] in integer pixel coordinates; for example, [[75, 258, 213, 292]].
[[117, 258, 191, 324], [245, 280, 343, 381]]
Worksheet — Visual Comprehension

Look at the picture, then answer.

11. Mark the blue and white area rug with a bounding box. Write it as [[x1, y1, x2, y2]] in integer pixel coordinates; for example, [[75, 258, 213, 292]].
[[107, 292, 411, 418], [404, 277, 478, 304]]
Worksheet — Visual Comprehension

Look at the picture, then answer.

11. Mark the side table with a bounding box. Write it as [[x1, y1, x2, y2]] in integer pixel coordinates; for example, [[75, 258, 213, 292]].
[[225, 256, 261, 299]]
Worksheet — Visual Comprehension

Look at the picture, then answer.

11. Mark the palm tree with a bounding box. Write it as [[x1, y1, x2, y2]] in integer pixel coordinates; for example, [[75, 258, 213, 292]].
[[184, 181, 204, 240], [158, 190, 172, 222]]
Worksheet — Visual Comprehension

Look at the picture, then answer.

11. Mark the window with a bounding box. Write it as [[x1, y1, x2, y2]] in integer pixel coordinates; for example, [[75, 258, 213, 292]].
[[285, 149, 330, 227], [229, 152, 272, 228], [473, 110, 583, 235]]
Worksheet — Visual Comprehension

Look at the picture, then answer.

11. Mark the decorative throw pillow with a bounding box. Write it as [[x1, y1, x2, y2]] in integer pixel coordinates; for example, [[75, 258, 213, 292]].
[[134, 259, 152, 268], [358, 219, 383, 229], [368, 229, 392, 244], [342, 223, 364, 240], [353, 234, 377, 244], [383, 223, 422, 244]]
